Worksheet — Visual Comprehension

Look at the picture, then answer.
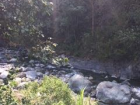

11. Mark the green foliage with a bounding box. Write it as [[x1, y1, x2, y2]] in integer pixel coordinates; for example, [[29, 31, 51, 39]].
[[16, 76, 75, 105], [0, 85, 17, 105], [0, 76, 75, 105], [29, 40, 57, 62], [0, 0, 53, 48], [55, 0, 140, 61], [52, 56, 69, 67], [76, 89, 98, 105], [76, 89, 85, 105]]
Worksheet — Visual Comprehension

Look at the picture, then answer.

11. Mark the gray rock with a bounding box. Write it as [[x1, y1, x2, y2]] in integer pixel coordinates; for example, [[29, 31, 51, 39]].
[[132, 88, 140, 99], [68, 74, 92, 93], [39, 64, 45, 68], [36, 72, 43, 77], [18, 82, 28, 89], [0, 79, 4, 85], [89, 76, 93, 80], [25, 71, 37, 80], [29, 60, 35, 64], [14, 78, 22, 84], [46, 65, 56, 69], [9, 58, 17, 63], [19, 67, 26, 72], [35, 67, 45, 72], [25, 67, 35, 72], [96, 81, 131, 104], [35, 64, 45, 68], [0, 71, 9, 79], [44, 71, 49, 76], [17, 72, 26, 78], [130, 98, 140, 105]]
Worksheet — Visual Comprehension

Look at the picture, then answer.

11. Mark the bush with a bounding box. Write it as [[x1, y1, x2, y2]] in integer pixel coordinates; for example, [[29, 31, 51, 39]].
[[0, 76, 75, 105]]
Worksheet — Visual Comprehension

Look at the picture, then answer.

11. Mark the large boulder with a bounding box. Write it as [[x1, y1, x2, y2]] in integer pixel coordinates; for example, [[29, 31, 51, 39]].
[[96, 81, 131, 105], [68, 74, 92, 93]]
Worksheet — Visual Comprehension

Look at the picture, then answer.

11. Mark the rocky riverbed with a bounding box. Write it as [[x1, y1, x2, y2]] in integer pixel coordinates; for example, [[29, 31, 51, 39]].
[[0, 47, 140, 105]]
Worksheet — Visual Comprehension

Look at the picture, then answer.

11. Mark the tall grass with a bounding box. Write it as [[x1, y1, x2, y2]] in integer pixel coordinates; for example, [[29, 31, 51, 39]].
[[76, 89, 98, 105]]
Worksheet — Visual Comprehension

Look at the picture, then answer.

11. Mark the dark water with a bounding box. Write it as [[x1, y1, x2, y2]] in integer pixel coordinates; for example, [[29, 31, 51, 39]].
[[74, 69, 140, 88]]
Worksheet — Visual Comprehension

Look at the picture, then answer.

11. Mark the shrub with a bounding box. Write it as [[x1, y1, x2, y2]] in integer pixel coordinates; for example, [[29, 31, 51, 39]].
[[0, 76, 75, 105]]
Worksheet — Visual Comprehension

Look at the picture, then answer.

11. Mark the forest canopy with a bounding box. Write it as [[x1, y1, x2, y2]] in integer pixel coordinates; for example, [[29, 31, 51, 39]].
[[0, 0, 140, 61]]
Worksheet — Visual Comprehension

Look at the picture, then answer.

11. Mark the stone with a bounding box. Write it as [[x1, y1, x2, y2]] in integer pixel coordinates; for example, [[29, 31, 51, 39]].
[[25, 71, 37, 80], [68, 74, 92, 93], [26, 78, 31, 82], [132, 88, 140, 99], [96, 81, 131, 104], [90, 90, 96, 98], [35, 67, 45, 72], [9, 58, 17, 63], [25, 67, 35, 71], [0, 79, 4, 85], [40, 64, 45, 68], [35, 64, 45, 68], [0, 71, 9, 79], [89, 76, 93, 80], [14, 78, 22, 84], [19, 67, 26, 72], [59, 76, 68, 82], [35, 64, 40, 67], [44, 71, 49, 76], [17, 72, 26, 78], [29, 60, 35, 64], [18, 82, 28, 89], [21, 77, 27, 82], [46, 65, 56, 69], [130, 98, 140, 105], [37, 72, 43, 77]]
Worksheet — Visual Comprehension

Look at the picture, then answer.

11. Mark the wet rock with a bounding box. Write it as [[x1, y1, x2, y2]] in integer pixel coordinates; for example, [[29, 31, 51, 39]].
[[68, 74, 92, 93], [25, 71, 37, 80], [96, 81, 131, 104]]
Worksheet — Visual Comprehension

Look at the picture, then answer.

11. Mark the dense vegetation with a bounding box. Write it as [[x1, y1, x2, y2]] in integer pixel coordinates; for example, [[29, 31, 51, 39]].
[[54, 0, 140, 61], [0, 76, 74, 105], [0, 76, 98, 105], [0, 0, 140, 60]]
